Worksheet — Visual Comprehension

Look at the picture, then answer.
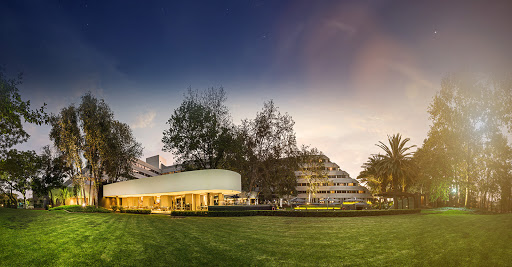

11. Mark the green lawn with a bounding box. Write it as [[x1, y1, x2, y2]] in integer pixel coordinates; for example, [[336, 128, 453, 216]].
[[0, 208, 511, 266]]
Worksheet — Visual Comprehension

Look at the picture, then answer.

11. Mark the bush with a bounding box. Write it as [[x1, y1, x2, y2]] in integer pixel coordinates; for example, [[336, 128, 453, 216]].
[[171, 209, 421, 217], [83, 206, 111, 213], [49, 205, 112, 213], [111, 205, 118, 212], [123, 209, 151, 214], [118, 206, 124, 212]]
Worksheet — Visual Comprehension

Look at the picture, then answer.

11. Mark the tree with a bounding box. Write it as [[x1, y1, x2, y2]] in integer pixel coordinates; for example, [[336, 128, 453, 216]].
[[428, 74, 487, 208], [375, 133, 416, 209], [78, 93, 115, 205], [31, 146, 70, 207], [103, 121, 143, 183], [50, 93, 141, 207], [0, 149, 40, 208], [417, 73, 512, 211], [0, 70, 47, 159], [162, 87, 235, 170], [298, 146, 328, 203], [358, 154, 391, 196], [238, 100, 299, 200], [50, 105, 87, 205]]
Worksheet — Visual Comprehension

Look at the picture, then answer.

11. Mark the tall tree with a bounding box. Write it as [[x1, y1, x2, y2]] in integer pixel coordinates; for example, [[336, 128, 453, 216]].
[[50, 93, 141, 207], [78, 93, 114, 205], [418, 73, 512, 210], [0, 70, 47, 159], [239, 100, 299, 200], [103, 121, 143, 183], [428, 74, 487, 208], [50, 105, 87, 205], [375, 133, 416, 209], [162, 87, 235, 169]]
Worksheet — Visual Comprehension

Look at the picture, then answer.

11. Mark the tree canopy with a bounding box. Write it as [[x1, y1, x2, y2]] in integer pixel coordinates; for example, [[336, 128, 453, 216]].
[[31, 146, 71, 207], [0, 70, 47, 159], [162, 87, 235, 170], [163, 89, 304, 200], [50, 93, 142, 206], [415, 73, 512, 211], [237, 100, 299, 199]]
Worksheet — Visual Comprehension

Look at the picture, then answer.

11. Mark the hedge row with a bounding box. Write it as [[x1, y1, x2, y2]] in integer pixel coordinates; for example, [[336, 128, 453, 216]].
[[171, 209, 421, 217], [120, 209, 151, 214], [49, 205, 112, 213]]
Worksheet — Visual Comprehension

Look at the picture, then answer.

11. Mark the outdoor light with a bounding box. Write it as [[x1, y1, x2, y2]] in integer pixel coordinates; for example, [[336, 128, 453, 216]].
[[82, 203, 86, 207], [452, 188, 457, 193]]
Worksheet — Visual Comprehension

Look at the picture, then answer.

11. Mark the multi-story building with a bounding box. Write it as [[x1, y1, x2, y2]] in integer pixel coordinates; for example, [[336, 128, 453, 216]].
[[295, 155, 373, 204], [130, 155, 183, 179], [120, 154, 372, 206]]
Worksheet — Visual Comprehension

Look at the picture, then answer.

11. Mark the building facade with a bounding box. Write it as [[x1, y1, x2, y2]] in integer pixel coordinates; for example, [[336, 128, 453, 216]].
[[295, 155, 373, 204], [103, 169, 241, 211]]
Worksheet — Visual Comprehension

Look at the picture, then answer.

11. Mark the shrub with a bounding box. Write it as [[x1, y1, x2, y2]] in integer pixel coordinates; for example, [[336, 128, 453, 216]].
[[171, 209, 421, 217], [48, 205, 112, 213], [83, 206, 111, 213], [123, 209, 151, 214], [111, 205, 118, 212], [118, 206, 124, 213]]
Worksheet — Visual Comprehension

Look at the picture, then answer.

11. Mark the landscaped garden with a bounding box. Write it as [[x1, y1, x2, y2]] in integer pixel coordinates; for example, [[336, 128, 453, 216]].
[[0, 208, 510, 266]]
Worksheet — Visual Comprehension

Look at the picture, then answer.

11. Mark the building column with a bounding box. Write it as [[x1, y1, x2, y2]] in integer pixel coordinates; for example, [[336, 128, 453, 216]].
[[209, 193, 214, 206], [219, 194, 224, 205]]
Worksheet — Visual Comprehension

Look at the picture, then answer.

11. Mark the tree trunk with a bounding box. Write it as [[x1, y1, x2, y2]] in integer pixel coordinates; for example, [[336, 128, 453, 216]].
[[96, 181, 103, 208], [393, 175, 398, 210], [9, 186, 16, 208], [465, 145, 471, 209], [82, 184, 87, 206], [88, 178, 93, 206], [49, 190, 54, 207]]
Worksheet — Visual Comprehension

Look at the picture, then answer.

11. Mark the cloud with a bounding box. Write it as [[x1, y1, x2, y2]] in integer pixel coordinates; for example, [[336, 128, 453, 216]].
[[327, 20, 357, 35], [131, 111, 156, 129]]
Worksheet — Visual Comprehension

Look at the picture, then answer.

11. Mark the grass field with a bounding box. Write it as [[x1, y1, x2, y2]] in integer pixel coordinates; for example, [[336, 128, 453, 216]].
[[0, 208, 511, 266]]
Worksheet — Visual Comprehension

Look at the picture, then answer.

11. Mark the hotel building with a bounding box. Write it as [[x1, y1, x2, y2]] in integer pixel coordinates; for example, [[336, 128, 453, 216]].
[[295, 155, 373, 204], [62, 154, 371, 210]]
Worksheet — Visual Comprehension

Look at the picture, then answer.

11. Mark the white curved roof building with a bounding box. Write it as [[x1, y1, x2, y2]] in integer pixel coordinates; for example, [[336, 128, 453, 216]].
[[102, 169, 241, 211]]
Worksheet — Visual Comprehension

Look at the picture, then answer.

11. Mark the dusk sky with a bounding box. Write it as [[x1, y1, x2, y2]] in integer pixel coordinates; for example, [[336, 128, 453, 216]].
[[2, 0, 512, 177]]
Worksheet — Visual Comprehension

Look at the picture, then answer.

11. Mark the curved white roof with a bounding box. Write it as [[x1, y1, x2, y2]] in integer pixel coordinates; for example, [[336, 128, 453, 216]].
[[103, 169, 241, 197]]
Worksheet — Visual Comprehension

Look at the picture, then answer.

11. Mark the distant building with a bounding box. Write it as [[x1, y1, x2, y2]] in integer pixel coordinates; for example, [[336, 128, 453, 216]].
[[123, 155, 183, 179], [59, 154, 371, 210], [295, 155, 373, 204]]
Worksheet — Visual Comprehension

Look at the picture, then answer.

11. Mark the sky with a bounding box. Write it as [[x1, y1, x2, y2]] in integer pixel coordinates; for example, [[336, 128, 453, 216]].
[[2, 0, 512, 178]]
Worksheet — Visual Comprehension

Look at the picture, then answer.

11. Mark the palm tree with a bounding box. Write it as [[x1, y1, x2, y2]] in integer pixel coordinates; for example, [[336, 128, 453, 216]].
[[358, 154, 391, 209], [376, 133, 416, 209], [358, 154, 391, 194]]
